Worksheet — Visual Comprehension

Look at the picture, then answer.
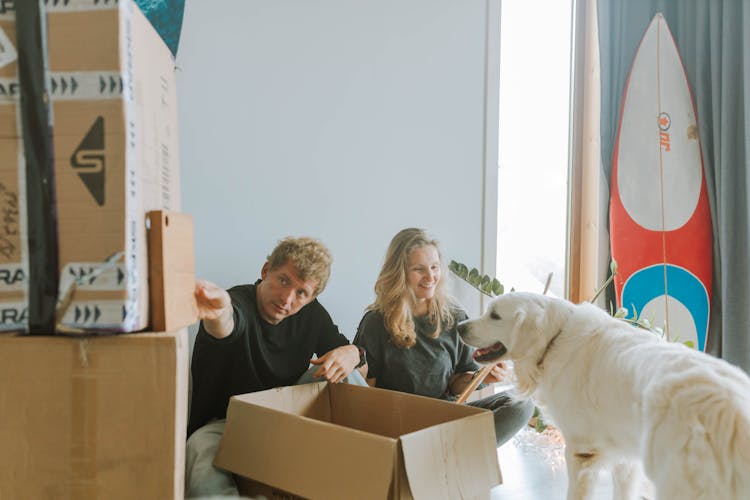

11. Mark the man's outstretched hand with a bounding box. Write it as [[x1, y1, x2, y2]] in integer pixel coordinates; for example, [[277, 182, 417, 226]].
[[194, 280, 234, 338]]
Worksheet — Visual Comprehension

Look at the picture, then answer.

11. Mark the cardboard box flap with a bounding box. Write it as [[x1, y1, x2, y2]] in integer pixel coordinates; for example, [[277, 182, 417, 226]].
[[400, 412, 502, 499], [236, 381, 332, 421], [215, 393, 396, 500], [328, 383, 488, 437]]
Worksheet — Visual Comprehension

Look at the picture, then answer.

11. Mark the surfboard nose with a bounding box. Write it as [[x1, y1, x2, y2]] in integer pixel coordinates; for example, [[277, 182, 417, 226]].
[[615, 14, 703, 232]]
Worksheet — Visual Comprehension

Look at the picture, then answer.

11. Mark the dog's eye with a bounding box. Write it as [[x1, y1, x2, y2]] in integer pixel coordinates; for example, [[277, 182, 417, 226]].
[[490, 311, 501, 320]]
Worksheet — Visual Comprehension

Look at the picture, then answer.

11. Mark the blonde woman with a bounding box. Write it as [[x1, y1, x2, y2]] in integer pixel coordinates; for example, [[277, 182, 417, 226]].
[[354, 228, 533, 446]]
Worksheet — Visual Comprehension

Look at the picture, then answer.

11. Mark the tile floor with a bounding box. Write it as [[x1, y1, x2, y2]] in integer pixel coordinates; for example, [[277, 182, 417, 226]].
[[490, 429, 655, 500]]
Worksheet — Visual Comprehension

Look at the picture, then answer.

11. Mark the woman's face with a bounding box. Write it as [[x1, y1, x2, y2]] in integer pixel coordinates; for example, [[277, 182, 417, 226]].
[[406, 245, 441, 303]]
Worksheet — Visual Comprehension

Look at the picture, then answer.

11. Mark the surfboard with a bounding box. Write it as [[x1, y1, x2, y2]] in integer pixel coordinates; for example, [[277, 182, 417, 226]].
[[609, 13, 712, 351]]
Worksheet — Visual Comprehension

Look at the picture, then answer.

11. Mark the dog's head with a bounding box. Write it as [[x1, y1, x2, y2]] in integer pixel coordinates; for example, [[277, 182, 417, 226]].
[[457, 292, 573, 393]]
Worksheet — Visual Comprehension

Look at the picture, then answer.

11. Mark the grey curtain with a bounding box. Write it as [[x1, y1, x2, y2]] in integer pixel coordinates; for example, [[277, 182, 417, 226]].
[[597, 0, 750, 371]]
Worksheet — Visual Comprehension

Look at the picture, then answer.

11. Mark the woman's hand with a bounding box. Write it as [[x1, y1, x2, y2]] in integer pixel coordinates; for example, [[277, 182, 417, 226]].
[[310, 345, 359, 384], [481, 362, 510, 385], [449, 362, 509, 396]]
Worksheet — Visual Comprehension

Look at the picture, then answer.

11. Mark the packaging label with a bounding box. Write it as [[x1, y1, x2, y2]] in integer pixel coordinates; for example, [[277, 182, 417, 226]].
[[0, 72, 123, 103], [48, 71, 123, 100], [44, 0, 118, 12], [0, 264, 24, 291], [0, 26, 16, 69], [0, 76, 19, 102], [71, 115, 107, 205], [0, 180, 21, 263], [0, 301, 26, 331], [58, 300, 127, 329], [59, 262, 126, 292]]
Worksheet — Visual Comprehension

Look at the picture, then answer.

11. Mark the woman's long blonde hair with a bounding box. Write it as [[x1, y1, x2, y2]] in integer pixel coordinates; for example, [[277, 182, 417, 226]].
[[368, 228, 454, 348]]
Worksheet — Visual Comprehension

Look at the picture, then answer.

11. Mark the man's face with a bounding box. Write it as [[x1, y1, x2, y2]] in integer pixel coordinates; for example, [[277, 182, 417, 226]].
[[256, 259, 319, 324]]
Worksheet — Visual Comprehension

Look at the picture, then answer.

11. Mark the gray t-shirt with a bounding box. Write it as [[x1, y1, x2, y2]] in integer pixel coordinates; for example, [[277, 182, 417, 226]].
[[353, 308, 480, 400]]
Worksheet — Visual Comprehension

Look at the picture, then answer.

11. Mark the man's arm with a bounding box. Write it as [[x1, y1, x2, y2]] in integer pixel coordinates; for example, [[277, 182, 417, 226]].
[[309, 344, 360, 383], [194, 280, 234, 338]]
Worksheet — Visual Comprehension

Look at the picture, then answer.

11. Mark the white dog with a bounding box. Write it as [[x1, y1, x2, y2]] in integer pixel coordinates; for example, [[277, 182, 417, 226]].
[[457, 292, 750, 500]]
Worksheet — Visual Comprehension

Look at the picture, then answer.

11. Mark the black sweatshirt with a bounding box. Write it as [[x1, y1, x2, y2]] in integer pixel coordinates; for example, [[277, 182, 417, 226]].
[[187, 282, 349, 436]]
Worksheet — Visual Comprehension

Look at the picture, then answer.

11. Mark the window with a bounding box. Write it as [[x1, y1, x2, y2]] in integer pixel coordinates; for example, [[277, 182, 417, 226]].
[[497, 0, 573, 298]]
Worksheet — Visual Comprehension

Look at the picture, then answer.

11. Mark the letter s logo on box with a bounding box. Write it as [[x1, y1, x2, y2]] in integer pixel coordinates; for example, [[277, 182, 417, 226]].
[[71, 116, 106, 206]]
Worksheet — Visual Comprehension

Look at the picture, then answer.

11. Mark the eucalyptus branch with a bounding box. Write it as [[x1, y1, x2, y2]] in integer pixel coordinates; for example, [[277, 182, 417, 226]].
[[448, 260, 505, 297]]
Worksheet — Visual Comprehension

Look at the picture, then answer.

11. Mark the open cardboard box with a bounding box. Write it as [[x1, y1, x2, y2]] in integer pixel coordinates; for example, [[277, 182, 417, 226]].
[[215, 382, 502, 499]]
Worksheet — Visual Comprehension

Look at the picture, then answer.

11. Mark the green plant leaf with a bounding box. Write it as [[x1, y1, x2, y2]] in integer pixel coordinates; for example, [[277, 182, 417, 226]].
[[468, 267, 479, 282], [491, 279, 504, 296], [458, 264, 468, 279], [684, 340, 695, 349], [479, 275, 492, 293]]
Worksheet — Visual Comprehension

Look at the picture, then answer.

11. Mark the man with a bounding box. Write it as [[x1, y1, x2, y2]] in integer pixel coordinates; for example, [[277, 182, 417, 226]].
[[186, 236, 366, 498]]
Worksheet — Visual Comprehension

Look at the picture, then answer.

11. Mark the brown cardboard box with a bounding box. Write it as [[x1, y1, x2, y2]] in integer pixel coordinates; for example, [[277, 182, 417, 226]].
[[0, 0, 180, 332], [0, 329, 189, 499], [215, 383, 503, 500], [50, 0, 180, 332]]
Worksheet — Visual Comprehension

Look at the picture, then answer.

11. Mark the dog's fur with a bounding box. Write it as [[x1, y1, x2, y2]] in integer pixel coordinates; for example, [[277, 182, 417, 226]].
[[457, 292, 750, 500]]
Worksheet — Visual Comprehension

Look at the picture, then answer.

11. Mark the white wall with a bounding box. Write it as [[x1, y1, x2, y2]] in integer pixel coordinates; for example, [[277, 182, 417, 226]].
[[176, 0, 499, 341]]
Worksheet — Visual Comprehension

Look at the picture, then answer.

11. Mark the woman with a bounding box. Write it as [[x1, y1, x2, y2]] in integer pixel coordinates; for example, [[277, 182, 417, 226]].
[[354, 228, 534, 447]]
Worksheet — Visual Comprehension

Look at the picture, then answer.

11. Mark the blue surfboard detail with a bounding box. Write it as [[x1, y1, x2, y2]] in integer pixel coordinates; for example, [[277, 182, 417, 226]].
[[621, 264, 709, 351]]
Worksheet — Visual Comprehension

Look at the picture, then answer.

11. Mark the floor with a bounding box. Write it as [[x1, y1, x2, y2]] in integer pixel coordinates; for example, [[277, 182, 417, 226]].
[[490, 428, 655, 500]]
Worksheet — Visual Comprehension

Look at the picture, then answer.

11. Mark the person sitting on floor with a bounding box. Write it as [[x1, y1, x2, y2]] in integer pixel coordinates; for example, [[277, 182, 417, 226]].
[[353, 227, 534, 447], [186, 236, 367, 498]]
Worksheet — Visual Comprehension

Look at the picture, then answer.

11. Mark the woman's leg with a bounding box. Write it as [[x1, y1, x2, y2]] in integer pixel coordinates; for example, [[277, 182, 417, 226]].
[[184, 419, 239, 498], [467, 391, 535, 447]]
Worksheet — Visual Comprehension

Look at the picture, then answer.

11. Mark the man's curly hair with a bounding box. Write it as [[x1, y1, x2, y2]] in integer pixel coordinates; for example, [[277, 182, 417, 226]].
[[267, 237, 332, 295]]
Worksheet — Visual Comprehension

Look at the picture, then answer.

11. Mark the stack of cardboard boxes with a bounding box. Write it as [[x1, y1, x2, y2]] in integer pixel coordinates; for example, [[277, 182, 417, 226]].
[[0, 1, 193, 498]]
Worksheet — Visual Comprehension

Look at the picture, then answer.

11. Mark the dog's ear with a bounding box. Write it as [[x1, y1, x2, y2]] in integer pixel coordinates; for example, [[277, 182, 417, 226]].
[[511, 302, 545, 345], [504, 306, 539, 361], [508, 300, 547, 396]]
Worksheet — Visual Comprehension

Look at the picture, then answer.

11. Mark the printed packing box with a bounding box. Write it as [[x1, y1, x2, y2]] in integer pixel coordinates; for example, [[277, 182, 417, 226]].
[[0, 0, 180, 332]]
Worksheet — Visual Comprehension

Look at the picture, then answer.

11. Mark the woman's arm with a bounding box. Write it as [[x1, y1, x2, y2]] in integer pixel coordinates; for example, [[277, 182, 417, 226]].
[[353, 312, 382, 387]]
